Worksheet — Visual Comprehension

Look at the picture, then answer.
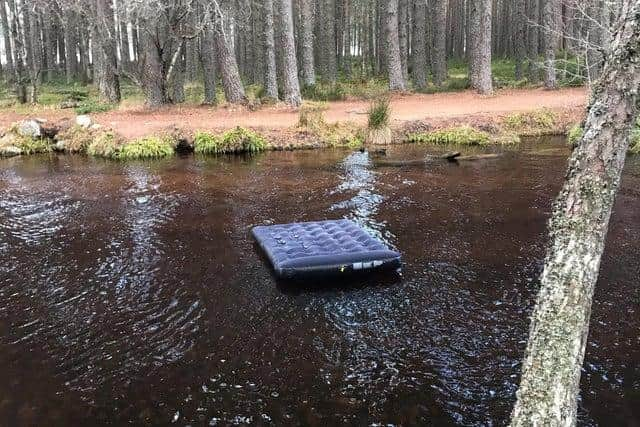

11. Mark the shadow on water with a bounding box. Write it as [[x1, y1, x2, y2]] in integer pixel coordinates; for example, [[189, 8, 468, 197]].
[[0, 142, 638, 425]]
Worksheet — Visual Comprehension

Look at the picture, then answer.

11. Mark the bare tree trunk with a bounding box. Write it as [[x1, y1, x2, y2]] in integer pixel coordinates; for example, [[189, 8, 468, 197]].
[[511, 3, 640, 425], [8, 0, 26, 103], [140, 29, 167, 108], [411, 0, 428, 89], [275, 0, 302, 106], [527, 0, 540, 82], [201, 24, 217, 105], [469, 0, 493, 95], [514, 0, 527, 81], [299, 0, 316, 86], [432, 0, 448, 87], [398, 0, 409, 82], [212, 10, 247, 104], [542, 0, 559, 89], [63, 8, 79, 84], [95, 0, 122, 103], [385, 0, 406, 91], [263, 0, 279, 99], [0, 0, 14, 76]]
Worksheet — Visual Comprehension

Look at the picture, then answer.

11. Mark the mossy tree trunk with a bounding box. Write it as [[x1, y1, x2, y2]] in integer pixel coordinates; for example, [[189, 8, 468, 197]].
[[511, 3, 640, 425]]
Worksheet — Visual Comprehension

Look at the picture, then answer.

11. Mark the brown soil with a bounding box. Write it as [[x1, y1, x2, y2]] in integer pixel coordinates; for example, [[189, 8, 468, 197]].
[[1, 87, 587, 140]]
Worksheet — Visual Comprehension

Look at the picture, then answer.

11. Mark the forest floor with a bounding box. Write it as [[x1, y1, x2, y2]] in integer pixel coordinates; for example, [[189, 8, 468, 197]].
[[0, 87, 587, 141]]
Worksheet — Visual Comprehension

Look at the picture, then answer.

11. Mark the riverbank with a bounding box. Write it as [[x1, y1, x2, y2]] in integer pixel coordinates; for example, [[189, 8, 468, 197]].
[[0, 88, 588, 159]]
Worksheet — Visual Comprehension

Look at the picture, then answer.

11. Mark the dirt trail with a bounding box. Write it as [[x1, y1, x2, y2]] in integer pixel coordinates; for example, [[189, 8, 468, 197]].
[[2, 87, 587, 139]]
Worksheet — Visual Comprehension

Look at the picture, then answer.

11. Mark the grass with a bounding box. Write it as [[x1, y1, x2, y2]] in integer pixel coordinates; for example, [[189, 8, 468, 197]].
[[367, 97, 390, 130], [567, 124, 584, 146], [16, 136, 51, 154], [114, 136, 176, 160], [503, 109, 558, 136], [297, 106, 363, 148], [194, 127, 268, 155], [567, 120, 640, 154], [407, 126, 491, 146], [86, 131, 123, 158], [56, 125, 95, 152]]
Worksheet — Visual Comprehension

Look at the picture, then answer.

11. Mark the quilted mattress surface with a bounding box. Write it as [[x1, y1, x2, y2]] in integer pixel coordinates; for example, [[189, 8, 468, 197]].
[[252, 219, 401, 278]]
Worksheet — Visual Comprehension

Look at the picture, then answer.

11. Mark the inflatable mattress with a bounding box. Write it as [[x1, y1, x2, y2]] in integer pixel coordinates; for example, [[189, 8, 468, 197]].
[[252, 219, 401, 279]]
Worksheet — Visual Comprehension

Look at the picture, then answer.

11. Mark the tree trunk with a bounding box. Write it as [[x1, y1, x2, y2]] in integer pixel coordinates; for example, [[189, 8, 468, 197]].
[[469, 0, 493, 95], [411, 0, 428, 89], [542, 0, 559, 89], [201, 24, 217, 105], [140, 29, 166, 108], [398, 0, 409, 82], [263, 0, 279, 99], [212, 10, 247, 104], [527, 0, 540, 82], [510, 3, 640, 425], [276, 0, 302, 106], [0, 0, 14, 75], [299, 0, 316, 86], [8, 0, 26, 103], [432, 0, 448, 87], [385, 0, 406, 91], [63, 9, 79, 84], [95, 0, 121, 103], [514, 0, 527, 81]]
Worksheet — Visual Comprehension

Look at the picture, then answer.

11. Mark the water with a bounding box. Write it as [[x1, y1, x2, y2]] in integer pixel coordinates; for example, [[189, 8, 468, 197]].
[[0, 140, 638, 426]]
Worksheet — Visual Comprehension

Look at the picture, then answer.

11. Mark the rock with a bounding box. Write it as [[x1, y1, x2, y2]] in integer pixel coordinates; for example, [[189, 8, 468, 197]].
[[75, 115, 92, 128], [54, 140, 67, 152], [17, 119, 42, 138]]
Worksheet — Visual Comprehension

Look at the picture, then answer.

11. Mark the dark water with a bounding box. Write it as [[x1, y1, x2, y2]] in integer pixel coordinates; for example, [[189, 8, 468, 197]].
[[0, 140, 638, 426]]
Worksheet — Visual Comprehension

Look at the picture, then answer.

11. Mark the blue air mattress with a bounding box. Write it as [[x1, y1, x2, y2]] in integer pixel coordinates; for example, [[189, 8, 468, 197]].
[[252, 219, 401, 279]]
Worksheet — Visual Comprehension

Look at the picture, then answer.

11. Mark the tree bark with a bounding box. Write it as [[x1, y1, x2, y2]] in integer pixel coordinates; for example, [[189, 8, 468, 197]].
[[514, 0, 527, 81], [201, 24, 217, 105], [511, 3, 640, 425], [299, 0, 316, 86], [212, 9, 247, 104], [411, 0, 428, 89], [263, 0, 279, 99], [543, 0, 559, 89], [432, 0, 448, 87], [8, 0, 26, 103], [469, 0, 493, 95], [95, 0, 122, 103], [0, 0, 14, 75], [385, 0, 406, 91], [275, 0, 302, 106]]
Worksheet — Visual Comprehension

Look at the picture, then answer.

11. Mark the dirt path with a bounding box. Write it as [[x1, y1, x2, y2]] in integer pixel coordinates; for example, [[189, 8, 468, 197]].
[[2, 87, 587, 139]]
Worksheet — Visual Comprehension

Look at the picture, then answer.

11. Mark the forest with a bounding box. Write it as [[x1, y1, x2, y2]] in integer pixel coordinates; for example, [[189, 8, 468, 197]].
[[0, 0, 626, 109]]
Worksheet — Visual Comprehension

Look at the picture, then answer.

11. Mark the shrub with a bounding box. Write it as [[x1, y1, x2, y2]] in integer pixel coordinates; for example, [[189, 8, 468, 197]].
[[302, 82, 346, 101], [408, 126, 491, 146], [114, 136, 175, 160], [367, 97, 391, 130]]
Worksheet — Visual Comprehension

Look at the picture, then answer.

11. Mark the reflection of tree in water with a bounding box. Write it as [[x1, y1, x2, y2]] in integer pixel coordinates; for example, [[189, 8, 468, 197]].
[[330, 151, 395, 248]]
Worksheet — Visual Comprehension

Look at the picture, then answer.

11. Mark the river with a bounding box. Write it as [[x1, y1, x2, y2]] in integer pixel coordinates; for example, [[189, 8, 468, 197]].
[[0, 139, 638, 425]]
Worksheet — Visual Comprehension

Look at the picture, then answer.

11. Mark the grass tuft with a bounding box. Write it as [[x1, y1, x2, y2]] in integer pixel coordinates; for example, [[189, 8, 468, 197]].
[[408, 126, 491, 146], [367, 97, 391, 130], [114, 136, 176, 160], [567, 124, 584, 146], [87, 131, 123, 158], [194, 127, 268, 155], [503, 109, 557, 136], [56, 125, 95, 153], [16, 136, 51, 154]]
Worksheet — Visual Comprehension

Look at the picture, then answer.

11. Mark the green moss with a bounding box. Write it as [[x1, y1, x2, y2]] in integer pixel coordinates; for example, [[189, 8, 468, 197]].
[[74, 100, 114, 115], [367, 97, 391, 130], [194, 127, 268, 155], [114, 136, 175, 160], [407, 126, 491, 146], [567, 124, 584, 146], [630, 129, 640, 154]]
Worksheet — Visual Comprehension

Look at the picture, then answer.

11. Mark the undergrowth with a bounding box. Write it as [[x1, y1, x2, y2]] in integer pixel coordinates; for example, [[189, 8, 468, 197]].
[[114, 136, 176, 160], [56, 125, 95, 152], [503, 109, 558, 136]]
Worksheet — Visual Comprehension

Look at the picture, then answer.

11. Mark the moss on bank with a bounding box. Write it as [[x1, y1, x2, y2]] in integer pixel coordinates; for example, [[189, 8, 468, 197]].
[[567, 120, 640, 154], [503, 109, 559, 136]]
